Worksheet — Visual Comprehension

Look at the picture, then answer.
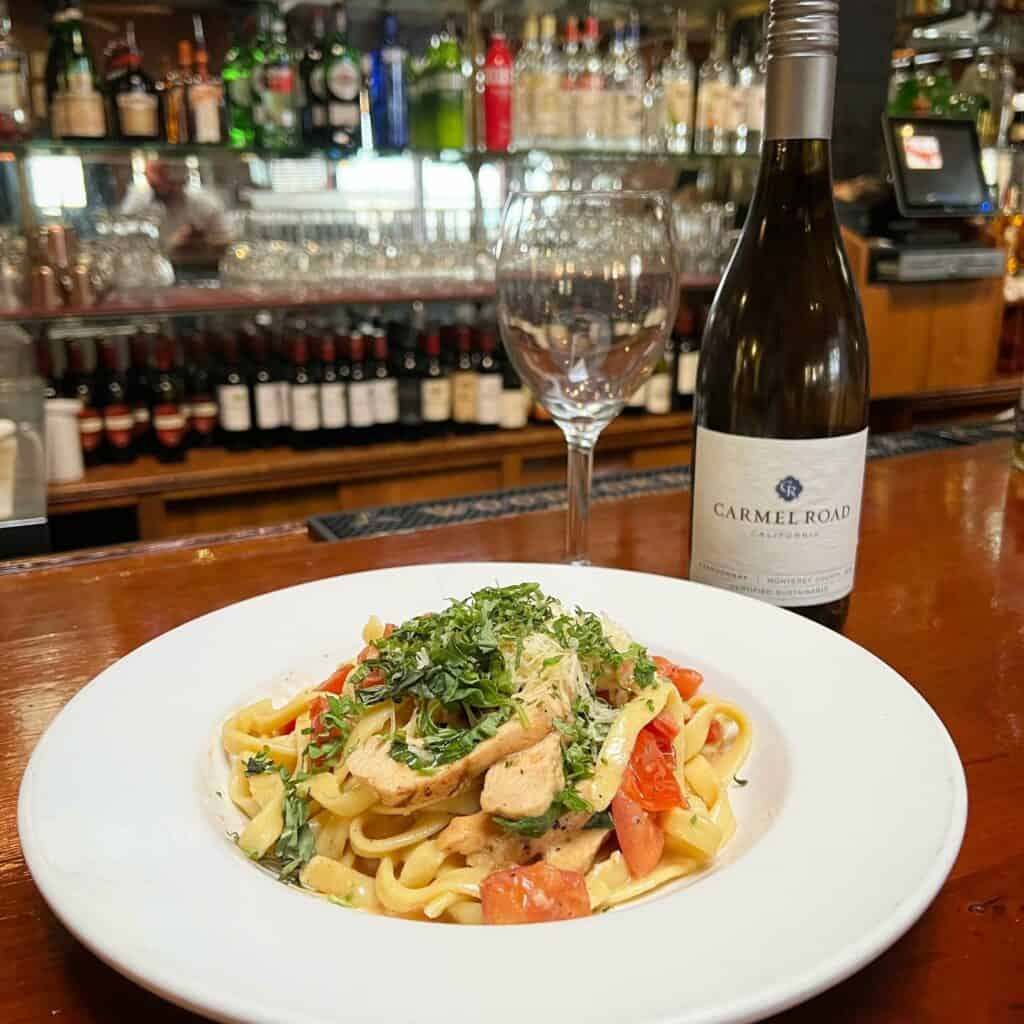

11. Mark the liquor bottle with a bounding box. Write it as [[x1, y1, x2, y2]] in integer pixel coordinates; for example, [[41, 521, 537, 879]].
[[695, 11, 732, 155], [110, 22, 159, 142], [645, 340, 674, 416], [574, 16, 604, 149], [512, 14, 538, 150], [163, 40, 193, 144], [419, 325, 451, 438], [368, 331, 399, 442], [300, 7, 327, 146], [258, 13, 299, 150], [322, 3, 361, 152], [407, 50, 426, 150], [662, 10, 695, 154], [246, 328, 282, 447], [533, 15, 564, 147], [396, 312, 423, 442], [744, 19, 767, 155], [185, 332, 218, 447], [499, 354, 528, 430], [451, 308, 478, 434], [188, 16, 225, 145], [561, 16, 580, 148], [474, 326, 502, 430], [729, 38, 754, 156], [673, 305, 700, 411], [483, 12, 512, 152], [288, 333, 321, 450], [128, 327, 153, 452], [0, 0, 29, 141], [435, 17, 465, 151], [223, 18, 256, 148], [318, 332, 347, 445], [346, 331, 375, 443], [151, 337, 187, 463], [603, 18, 628, 149], [216, 332, 252, 451], [52, 6, 105, 140], [97, 338, 135, 464], [369, 11, 407, 151], [642, 46, 666, 154], [620, 10, 646, 152], [690, 0, 870, 632], [63, 339, 102, 467]]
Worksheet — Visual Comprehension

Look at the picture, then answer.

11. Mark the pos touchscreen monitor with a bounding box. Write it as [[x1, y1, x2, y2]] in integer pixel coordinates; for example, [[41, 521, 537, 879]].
[[883, 115, 994, 218]]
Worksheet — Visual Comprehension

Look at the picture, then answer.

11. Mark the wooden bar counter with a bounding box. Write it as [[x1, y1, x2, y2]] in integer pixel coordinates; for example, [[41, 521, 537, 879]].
[[1, 440, 1022, 1023]]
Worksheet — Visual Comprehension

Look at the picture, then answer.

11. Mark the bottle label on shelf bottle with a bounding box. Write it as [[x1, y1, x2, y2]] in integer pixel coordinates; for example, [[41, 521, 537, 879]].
[[500, 388, 528, 430], [476, 375, 501, 425], [320, 382, 347, 429], [372, 379, 400, 425], [217, 384, 251, 432], [228, 77, 251, 108], [690, 427, 868, 607], [63, 88, 105, 137], [575, 80, 603, 139], [616, 90, 644, 140], [190, 84, 223, 143], [696, 81, 729, 132], [645, 373, 672, 415], [191, 399, 218, 435], [534, 74, 563, 139], [452, 371, 478, 424], [421, 379, 452, 423], [254, 381, 282, 430], [103, 407, 134, 448], [0, 70, 23, 113], [677, 350, 698, 396], [667, 80, 693, 127], [291, 384, 320, 432], [349, 382, 375, 428], [627, 382, 647, 408], [117, 91, 158, 137], [153, 405, 187, 449], [78, 409, 103, 452]]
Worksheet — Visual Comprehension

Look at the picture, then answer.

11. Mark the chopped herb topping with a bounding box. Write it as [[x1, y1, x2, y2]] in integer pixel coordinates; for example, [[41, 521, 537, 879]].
[[733, 775, 749, 787], [492, 786, 594, 838], [583, 809, 614, 831], [305, 693, 364, 771], [243, 747, 275, 775]]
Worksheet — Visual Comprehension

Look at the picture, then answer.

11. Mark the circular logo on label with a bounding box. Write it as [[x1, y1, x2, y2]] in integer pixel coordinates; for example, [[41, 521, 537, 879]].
[[775, 476, 803, 502], [328, 62, 359, 101]]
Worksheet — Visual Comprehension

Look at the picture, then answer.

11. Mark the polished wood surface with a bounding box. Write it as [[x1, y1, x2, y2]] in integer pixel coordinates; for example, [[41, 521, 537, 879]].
[[2, 441, 1022, 1023]]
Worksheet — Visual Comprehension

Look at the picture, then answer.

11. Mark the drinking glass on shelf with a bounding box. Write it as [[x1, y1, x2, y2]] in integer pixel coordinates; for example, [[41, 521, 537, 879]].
[[496, 190, 679, 564]]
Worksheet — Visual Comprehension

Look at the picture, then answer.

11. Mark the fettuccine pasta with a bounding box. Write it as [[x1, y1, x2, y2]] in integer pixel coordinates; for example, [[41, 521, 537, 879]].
[[221, 583, 752, 924]]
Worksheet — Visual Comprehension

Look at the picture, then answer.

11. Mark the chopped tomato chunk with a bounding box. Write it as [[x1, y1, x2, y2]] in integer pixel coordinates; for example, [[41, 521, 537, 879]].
[[611, 790, 665, 879], [480, 862, 591, 924], [383, 623, 396, 638], [357, 644, 378, 663], [706, 718, 723, 745], [620, 728, 685, 812], [318, 663, 353, 695], [652, 656, 704, 701], [647, 709, 679, 743], [356, 669, 384, 689]]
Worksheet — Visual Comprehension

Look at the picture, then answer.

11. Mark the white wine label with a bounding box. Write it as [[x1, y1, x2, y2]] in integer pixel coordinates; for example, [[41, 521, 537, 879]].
[[254, 382, 282, 430], [349, 382, 375, 428], [476, 375, 502, 425], [452, 371, 478, 424], [372, 378, 400, 424], [190, 83, 222, 143], [690, 426, 868, 607], [218, 384, 251, 432], [421, 379, 452, 423], [320, 382, 347, 429], [677, 351, 698, 396], [666, 80, 693, 126], [627, 382, 647, 408], [291, 384, 320, 431], [500, 389, 528, 429], [645, 373, 672, 414]]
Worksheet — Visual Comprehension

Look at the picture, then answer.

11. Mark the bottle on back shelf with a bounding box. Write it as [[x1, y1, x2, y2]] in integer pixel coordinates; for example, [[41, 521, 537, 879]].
[[574, 16, 604, 149], [533, 15, 564, 148], [645, 339, 674, 416], [451, 304, 478, 434], [223, 16, 256, 148], [246, 326, 282, 447], [434, 16, 465, 151], [97, 338, 135, 464], [318, 330, 348, 446], [743, 19, 767, 155], [369, 11, 407, 151], [109, 22, 159, 142], [397, 309, 423, 442], [63, 339, 102, 467], [512, 14, 538, 150], [288, 332, 321, 450], [729, 38, 754, 157], [690, 0, 870, 633], [561, 16, 580, 148], [49, 5, 105, 140], [695, 11, 732, 155], [0, 0, 29, 141], [483, 11, 512, 153], [300, 6, 327, 146], [164, 40, 193, 144], [603, 18, 628, 150], [673, 305, 700, 411], [323, 2, 361, 152], [369, 330, 399, 442], [151, 336, 187, 463], [346, 331, 376, 443], [620, 10, 646, 152], [661, 10, 695, 154], [258, 13, 299, 151], [419, 324, 451, 438], [128, 326, 153, 452], [216, 332, 252, 451], [499, 353, 528, 430], [188, 15, 226, 145], [474, 323, 502, 430], [185, 331, 218, 447]]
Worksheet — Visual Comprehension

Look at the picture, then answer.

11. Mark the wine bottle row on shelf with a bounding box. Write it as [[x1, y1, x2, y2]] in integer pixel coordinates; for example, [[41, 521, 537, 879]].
[[3, 1, 765, 157], [39, 305, 705, 469]]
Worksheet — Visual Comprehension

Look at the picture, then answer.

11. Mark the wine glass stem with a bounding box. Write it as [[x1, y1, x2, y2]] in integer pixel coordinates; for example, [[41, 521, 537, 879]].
[[566, 441, 595, 566]]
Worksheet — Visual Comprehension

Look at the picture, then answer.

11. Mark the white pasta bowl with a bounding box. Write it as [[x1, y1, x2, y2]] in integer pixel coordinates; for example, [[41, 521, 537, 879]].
[[18, 562, 966, 1024]]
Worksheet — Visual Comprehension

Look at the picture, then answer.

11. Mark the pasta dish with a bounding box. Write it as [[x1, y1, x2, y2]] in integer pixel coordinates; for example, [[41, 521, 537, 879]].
[[221, 583, 752, 924]]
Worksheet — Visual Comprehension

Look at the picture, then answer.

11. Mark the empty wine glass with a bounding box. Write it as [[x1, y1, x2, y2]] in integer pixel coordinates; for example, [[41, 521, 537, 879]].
[[496, 190, 680, 564]]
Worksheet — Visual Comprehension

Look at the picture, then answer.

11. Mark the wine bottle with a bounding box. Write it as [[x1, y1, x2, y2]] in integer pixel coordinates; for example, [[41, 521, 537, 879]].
[[689, 0, 869, 633]]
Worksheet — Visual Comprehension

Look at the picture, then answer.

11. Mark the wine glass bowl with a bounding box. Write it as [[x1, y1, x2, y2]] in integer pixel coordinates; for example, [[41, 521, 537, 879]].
[[496, 190, 679, 562]]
